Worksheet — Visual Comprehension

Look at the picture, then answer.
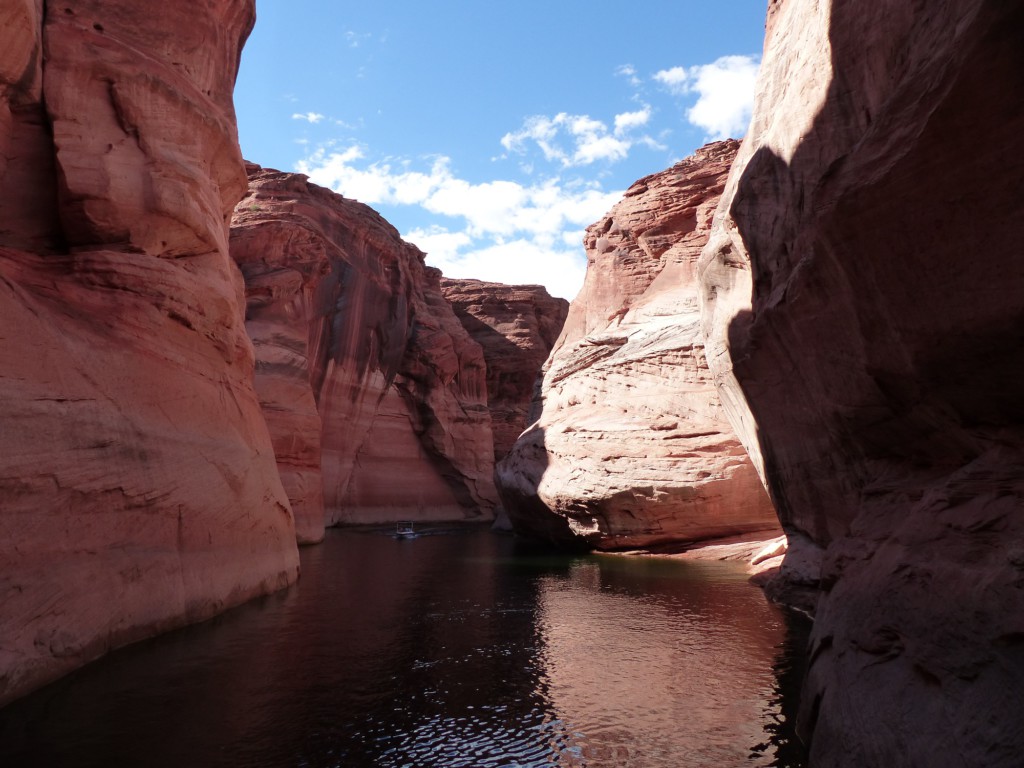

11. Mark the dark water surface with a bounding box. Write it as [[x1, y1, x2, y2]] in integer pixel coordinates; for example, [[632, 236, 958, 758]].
[[0, 529, 808, 767]]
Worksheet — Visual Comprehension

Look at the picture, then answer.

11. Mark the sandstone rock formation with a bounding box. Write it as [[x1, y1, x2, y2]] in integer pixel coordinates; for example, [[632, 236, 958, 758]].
[[231, 166, 498, 540], [439, 279, 569, 461], [0, 0, 299, 706], [496, 141, 778, 550], [699, 1, 1024, 764]]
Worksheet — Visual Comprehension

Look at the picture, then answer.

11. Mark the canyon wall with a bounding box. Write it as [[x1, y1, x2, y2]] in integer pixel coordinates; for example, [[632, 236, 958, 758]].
[[0, 1, 299, 706], [699, 1, 1024, 764], [496, 141, 777, 550], [231, 166, 498, 540], [439, 279, 568, 461]]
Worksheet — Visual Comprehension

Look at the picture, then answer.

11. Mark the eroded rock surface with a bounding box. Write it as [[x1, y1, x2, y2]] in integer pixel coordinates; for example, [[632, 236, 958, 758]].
[[699, 1, 1024, 764], [232, 166, 498, 537], [439, 279, 568, 461], [496, 141, 777, 550], [0, 0, 299, 706]]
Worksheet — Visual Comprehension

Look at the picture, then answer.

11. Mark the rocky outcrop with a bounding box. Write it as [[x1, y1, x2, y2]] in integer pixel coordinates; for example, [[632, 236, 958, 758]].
[[231, 166, 498, 540], [495, 141, 777, 550], [439, 279, 569, 461], [0, 0, 299, 706], [699, 1, 1024, 764]]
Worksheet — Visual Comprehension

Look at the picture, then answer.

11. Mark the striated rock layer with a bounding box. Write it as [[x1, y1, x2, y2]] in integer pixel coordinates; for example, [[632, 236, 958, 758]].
[[496, 141, 777, 550], [0, 0, 299, 706], [699, 1, 1024, 764], [439, 279, 568, 461], [231, 166, 498, 541]]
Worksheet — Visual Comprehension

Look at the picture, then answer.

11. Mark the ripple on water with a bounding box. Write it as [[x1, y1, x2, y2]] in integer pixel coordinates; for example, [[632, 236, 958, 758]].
[[0, 530, 807, 768]]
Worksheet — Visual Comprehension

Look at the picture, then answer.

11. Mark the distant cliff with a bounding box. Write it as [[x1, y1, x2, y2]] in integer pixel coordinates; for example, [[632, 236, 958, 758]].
[[439, 279, 568, 462], [699, 0, 1024, 764], [0, 0, 299, 706], [495, 141, 777, 550], [231, 165, 498, 542]]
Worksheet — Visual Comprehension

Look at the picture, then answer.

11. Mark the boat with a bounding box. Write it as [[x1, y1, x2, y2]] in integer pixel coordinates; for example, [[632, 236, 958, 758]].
[[394, 521, 418, 539]]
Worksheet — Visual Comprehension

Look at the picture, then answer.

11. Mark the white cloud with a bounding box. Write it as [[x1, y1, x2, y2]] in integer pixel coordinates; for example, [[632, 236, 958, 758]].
[[615, 64, 642, 87], [654, 55, 760, 140], [652, 66, 690, 95], [425, 178, 528, 237], [613, 105, 652, 136], [292, 112, 326, 124], [566, 115, 604, 137], [297, 145, 623, 299], [686, 55, 760, 139], [408, 229, 587, 300], [501, 110, 658, 168], [501, 116, 568, 164], [404, 226, 473, 260], [573, 134, 630, 165]]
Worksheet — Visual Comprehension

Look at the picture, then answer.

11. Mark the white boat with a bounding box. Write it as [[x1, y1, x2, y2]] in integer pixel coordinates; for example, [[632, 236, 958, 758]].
[[394, 521, 418, 539]]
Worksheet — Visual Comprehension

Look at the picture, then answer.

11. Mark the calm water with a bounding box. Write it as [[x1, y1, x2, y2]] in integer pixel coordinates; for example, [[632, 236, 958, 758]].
[[0, 529, 808, 767]]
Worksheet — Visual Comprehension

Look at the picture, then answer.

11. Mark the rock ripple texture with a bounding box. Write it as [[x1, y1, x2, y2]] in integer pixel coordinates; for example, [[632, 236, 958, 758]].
[[0, 0, 299, 706], [699, 0, 1024, 764], [496, 141, 777, 550], [439, 279, 569, 462], [231, 166, 498, 541]]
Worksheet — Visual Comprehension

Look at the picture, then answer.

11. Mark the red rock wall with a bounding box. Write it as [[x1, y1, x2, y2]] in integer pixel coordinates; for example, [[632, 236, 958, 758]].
[[439, 279, 569, 461], [231, 167, 498, 535], [495, 141, 778, 550], [699, 1, 1024, 764], [0, 1, 300, 706]]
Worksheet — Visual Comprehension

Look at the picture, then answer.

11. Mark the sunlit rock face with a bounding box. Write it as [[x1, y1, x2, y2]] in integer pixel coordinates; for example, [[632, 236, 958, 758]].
[[495, 141, 777, 550], [439, 279, 569, 462], [231, 166, 498, 537], [699, 0, 1024, 764], [0, 0, 300, 707]]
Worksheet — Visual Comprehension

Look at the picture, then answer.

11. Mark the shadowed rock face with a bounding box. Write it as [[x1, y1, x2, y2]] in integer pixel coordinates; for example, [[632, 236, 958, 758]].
[[231, 166, 498, 540], [495, 141, 778, 550], [699, 1, 1024, 764], [439, 279, 569, 461], [0, 0, 300, 706]]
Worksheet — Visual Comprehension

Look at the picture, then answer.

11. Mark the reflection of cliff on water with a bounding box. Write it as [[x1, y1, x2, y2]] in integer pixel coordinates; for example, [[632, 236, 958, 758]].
[[0, 531, 806, 767], [534, 555, 807, 766]]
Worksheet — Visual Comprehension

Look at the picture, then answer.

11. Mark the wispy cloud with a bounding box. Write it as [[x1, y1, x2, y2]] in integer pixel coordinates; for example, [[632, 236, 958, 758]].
[[501, 109, 659, 168], [654, 55, 760, 139], [500, 116, 567, 165], [344, 30, 372, 48], [615, 64, 642, 87], [292, 112, 326, 124]]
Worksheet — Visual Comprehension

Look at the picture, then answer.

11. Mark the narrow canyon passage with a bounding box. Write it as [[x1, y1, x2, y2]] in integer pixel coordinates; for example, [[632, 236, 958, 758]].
[[0, 529, 807, 768]]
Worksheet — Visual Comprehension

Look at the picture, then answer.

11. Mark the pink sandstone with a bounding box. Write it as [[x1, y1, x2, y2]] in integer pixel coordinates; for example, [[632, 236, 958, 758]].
[[0, 0, 299, 707], [231, 166, 498, 539], [699, 0, 1024, 764], [496, 141, 778, 550], [439, 279, 569, 461]]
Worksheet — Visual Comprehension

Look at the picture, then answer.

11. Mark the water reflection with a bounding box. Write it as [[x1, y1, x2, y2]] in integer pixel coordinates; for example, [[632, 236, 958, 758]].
[[0, 530, 806, 767], [534, 557, 806, 766]]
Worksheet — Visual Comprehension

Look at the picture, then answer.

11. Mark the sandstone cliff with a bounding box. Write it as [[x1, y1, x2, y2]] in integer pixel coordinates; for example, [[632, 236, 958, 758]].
[[439, 279, 568, 461], [231, 166, 498, 540], [699, 1, 1024, 764], [495, 141, 777, 550], [0, 0, 299, 706]]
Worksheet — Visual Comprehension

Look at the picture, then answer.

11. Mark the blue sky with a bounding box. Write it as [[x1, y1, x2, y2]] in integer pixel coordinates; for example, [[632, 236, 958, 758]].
[[234, 2, 767, 298]]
